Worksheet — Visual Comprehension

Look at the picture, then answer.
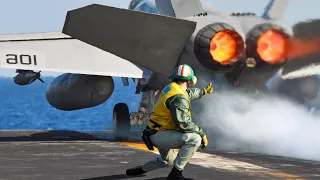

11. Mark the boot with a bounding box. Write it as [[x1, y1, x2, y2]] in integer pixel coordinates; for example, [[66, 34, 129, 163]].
[[166, 166, 194, 180], [126, 166, 146, 176]]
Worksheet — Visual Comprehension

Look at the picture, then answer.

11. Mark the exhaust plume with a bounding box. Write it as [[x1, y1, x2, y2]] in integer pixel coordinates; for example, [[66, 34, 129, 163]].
[[193, 78, 320, 161], [286, 38, 320, 60], [281, 19, 320, 79]]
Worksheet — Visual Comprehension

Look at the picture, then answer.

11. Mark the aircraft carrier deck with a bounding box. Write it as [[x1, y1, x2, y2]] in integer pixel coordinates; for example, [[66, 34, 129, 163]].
[[0, 130, 319, 180]]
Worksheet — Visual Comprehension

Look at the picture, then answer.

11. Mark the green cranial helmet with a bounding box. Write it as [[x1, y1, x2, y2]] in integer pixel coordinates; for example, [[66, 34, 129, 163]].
[[170, 64, 195, 81]]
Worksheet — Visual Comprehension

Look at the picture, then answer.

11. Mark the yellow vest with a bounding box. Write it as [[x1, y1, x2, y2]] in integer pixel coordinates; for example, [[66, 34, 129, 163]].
[[148, 82, 190, 130]]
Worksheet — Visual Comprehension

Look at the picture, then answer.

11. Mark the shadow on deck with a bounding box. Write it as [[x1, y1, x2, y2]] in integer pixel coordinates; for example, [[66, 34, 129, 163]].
[[0, 130, 142, 142]]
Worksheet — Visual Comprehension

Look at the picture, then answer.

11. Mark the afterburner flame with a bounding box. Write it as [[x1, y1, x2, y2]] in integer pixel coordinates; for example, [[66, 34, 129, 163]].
[[257, 29, 288, 64], [257, 29, 320, 64], [210, 31, 238, 64], [287, 38, 320, 60]]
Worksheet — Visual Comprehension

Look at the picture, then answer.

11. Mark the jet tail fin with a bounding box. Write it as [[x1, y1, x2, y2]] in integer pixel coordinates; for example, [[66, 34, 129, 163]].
[[155, 0, 204, 18], [62, 4, 196, 77], [261, 0, 289, 21]]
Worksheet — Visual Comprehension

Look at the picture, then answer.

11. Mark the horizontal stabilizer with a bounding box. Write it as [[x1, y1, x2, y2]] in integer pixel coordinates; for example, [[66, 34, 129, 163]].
[[281, 54, 320, 79], [63, 4, 196, 77]]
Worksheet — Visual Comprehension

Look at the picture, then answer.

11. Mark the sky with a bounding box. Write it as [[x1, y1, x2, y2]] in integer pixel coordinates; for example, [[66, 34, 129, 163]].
[[0, 0, 319, 77]]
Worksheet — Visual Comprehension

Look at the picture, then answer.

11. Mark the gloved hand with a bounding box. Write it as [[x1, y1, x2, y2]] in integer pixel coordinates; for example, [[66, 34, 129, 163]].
[[203, 82, 213, 95], [201, 135, 208, 149]]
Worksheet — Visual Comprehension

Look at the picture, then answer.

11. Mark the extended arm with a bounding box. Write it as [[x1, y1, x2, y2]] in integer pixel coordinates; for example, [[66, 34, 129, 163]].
[[186, 82, 213, 100], [186, 88, 204, 100], [166, 95, 205, 137]]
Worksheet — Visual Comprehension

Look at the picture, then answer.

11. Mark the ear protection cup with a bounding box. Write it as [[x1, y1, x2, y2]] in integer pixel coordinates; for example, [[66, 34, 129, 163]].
[[188, 76, 197, 86]]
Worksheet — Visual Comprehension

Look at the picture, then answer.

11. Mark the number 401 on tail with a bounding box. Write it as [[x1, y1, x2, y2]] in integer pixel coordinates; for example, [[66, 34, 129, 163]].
[[6, 54, 38, 65]]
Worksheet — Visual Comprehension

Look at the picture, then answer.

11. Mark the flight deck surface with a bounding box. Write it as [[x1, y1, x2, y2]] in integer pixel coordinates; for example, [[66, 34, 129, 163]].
[[0, 130, 319, 180]]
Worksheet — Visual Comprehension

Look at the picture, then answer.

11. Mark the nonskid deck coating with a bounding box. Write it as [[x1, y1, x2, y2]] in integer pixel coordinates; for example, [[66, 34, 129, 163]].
[[0, 130, 319, 180]]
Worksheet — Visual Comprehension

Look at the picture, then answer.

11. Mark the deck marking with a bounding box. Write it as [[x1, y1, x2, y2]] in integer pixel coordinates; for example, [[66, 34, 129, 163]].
[[118, 142, 304, 179]]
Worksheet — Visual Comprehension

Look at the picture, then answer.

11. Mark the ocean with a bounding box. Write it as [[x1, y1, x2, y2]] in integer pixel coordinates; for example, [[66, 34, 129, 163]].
[[0, 76, 141, 130]]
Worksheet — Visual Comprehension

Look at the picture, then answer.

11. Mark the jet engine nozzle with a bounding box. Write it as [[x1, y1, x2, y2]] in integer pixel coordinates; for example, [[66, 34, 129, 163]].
[[194, 23, 245, 72], [246, 23, 291, 68]]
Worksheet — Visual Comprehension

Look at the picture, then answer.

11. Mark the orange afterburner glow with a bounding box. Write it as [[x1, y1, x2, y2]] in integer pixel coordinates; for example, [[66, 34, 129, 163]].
[[210, 30, 239, 64], [286, 38, 320, 60], [257, 29, 288, 64], [257, 29, 320, 64]]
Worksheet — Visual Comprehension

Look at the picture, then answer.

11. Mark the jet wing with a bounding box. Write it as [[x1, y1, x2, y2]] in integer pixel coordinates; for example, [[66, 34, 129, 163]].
[[62, 4, 196, 77], [0, 32, 144, 78]]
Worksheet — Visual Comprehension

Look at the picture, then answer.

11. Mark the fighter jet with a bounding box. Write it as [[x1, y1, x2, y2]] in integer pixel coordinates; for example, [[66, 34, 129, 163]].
[[0, 0, 319, 140]]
